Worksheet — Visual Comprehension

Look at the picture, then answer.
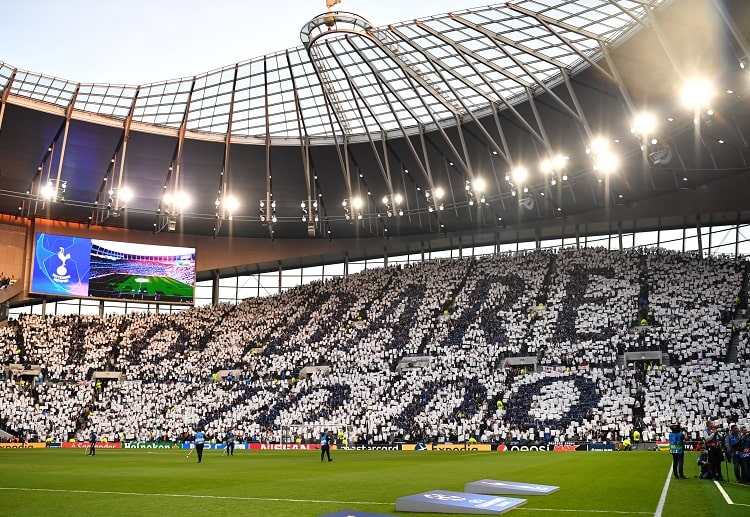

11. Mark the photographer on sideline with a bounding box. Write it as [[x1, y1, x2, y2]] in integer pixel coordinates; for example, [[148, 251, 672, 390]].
[[739, 425, 750, 483], [668, 423, 687, 479], [697, 446, 712, 479], [725, 424, 743, 482], [703, 420, 724, 481]]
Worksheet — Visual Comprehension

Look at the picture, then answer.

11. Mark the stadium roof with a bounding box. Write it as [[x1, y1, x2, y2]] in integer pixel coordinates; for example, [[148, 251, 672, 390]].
[[0, 0, 749, 246]]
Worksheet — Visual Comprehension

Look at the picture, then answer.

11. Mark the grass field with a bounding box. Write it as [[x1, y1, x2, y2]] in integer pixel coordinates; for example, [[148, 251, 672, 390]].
[[0, 449, 748, 516], [88, 274, 192, 300]]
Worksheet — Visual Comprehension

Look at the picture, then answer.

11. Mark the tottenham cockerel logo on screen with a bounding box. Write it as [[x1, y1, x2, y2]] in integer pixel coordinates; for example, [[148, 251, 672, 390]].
[[31, 233, 91, 296], [54, 247, 72, 281]]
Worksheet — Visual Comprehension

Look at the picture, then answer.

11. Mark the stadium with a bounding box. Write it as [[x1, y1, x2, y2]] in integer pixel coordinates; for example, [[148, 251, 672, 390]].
[[1, 0, 750, 515]]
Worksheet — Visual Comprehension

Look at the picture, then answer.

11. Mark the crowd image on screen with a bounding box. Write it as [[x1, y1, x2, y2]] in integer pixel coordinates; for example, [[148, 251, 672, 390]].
[[0, 247, 748, 449], [90, 244, 195, 286]]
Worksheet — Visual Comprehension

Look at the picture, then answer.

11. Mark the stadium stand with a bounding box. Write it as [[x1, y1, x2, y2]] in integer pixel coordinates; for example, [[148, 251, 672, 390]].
[[1, 248, 748, 447]]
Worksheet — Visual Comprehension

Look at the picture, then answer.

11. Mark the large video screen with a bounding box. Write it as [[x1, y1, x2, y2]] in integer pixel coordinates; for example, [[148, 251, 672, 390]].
[[31, 233, 196, 304]]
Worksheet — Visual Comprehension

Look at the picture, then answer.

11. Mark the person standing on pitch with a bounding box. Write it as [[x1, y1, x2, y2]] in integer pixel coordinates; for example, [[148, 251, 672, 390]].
[[703, 420, 723, 480], [320, 430, 332, 462], [738, 425, 750, 483], [88, 429, 97, 456], [668, 423, 686, 479], [194, 428, 206, 463], [225, 430, 235, 456], [726, 424, 743, 482]]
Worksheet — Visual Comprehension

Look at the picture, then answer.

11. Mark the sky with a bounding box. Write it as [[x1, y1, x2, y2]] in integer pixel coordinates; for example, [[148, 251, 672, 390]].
[[1, 0, 487, 85]]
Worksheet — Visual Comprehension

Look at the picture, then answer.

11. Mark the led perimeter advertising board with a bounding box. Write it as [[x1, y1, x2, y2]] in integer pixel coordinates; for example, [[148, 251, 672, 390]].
[[31, 232, 196, 304]]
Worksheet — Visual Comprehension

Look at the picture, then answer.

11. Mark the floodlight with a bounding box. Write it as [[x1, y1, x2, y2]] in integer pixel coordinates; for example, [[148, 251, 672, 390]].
[[631, 112, 657, 137], [173, 191, 191, 211], [224, 195, 239, 213], [588, 137, 610, 155], [472, 177, 486, 192], [680, 77, 715, 110], [511, 166, 528, 184], [40, 181, 55, 200], [595, 153, 619, 174], [119, 186, 134, 204]]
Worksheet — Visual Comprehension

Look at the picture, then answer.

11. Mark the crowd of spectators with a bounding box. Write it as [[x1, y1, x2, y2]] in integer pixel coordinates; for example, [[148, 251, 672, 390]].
[[737, 325, 750, 362], [0, 247, 748, 447], [647, 250, 740, 362], [530, 247, 642, 365], [0, 272, 13, 289]]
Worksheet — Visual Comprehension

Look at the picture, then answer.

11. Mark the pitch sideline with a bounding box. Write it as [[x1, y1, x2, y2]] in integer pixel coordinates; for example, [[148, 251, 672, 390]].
[[0, 487, 654, 514]]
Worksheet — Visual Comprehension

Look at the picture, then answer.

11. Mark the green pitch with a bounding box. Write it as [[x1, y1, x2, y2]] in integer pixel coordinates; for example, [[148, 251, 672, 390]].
[[0, 449, 748, 516], [89, 274, 192, 298]]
